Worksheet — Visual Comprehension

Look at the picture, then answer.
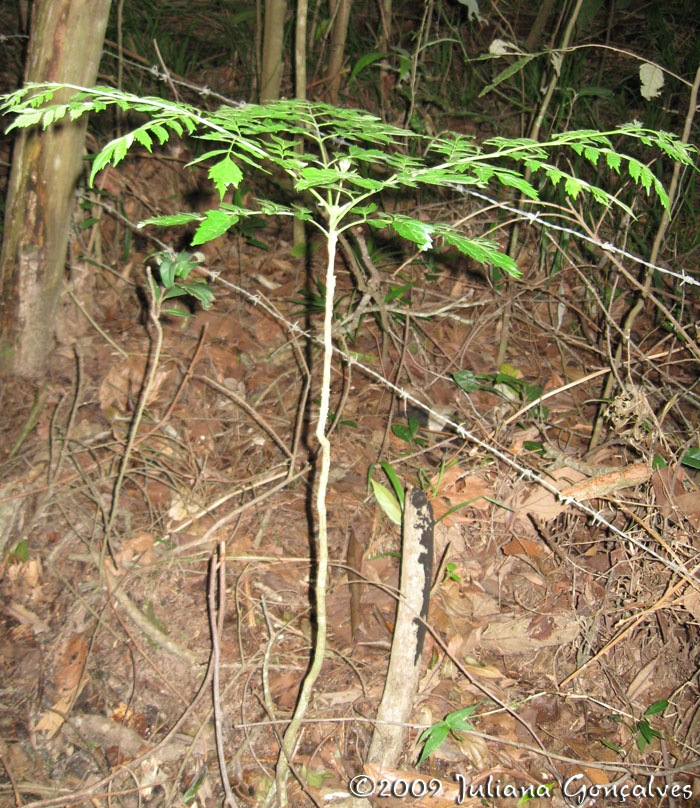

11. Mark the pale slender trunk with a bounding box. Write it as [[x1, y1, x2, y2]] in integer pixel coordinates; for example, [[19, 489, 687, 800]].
[[326, 0, 352, 103], [260, 0, 287, 101]]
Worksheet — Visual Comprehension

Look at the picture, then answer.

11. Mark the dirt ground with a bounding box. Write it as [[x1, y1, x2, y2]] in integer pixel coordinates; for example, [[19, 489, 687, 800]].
[[1, 126, 699, 807], [2, 10, 700, 806]]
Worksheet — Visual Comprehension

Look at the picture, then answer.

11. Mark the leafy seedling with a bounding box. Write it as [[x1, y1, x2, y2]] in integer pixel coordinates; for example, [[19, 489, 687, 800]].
[[517, 783, 554, 805], [368, 460, 404, 525], [9, 540, 29, 563], [151, 249, 213, 316], [421, 455, 510, 521], [453, 367, 542, 405], [391, 416, 425, 445], [603, 699, 668, 755], [442, 561, 460, 583], [182, 764, 208, 804], [311, 398, 358, 429], [289, 278, 329, 315], [635, 700, 667, 753], [438, 494, 510, 523], [417, 705, 480, 764]]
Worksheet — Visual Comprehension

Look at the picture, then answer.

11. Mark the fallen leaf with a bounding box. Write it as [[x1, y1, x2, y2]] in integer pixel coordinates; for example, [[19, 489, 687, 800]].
[[501, 536, 547, 557], [479, 613, 579, 654], [98, 356, 171, 415], [514, 467, 586, 522], [626, 656, 659, 703], [34, 694, 71, 737]]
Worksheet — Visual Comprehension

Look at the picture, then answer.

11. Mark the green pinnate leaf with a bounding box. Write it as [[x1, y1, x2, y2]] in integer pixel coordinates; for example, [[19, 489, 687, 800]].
[[112, 137, 129, 166], [564, 176, 582, 199], [191, 209, 237, 245], [493, 170, 538, 199], [134, 129, 153, 150], [605, 151, 622, 173], [139, 213, 202, 227], [440, 230, 519, 276], [166, 119, 183, 137], [90, 146, 114, 183], [41, 107, 57, 128], [628, 158, 643, 182], [390, 217, 434, 250], [639, 164, 654, 194], [68, 101, 94, 121], [150, 123, 169, 145], [545, 166, 564, 185], [296, 167, 340, 187], [209, 156, 243, 198]]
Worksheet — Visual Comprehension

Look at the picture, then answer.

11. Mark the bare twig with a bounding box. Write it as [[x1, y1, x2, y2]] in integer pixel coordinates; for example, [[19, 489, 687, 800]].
[[103, 267, 164, 566], [209, 543, 238, 807]]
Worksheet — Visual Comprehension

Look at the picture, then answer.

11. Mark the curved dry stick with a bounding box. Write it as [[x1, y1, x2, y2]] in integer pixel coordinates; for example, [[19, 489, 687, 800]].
[[208, 544, 238, 807], [103, 268, 164, 566]]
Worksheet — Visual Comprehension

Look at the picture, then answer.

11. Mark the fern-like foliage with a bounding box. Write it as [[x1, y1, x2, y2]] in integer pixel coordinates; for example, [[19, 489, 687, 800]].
[[2, 83, 695, 275]]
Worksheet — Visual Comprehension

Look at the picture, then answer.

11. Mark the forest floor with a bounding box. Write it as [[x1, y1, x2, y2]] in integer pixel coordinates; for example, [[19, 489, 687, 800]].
[[1, 15, 700, 808], [1, 133, 699, 808]]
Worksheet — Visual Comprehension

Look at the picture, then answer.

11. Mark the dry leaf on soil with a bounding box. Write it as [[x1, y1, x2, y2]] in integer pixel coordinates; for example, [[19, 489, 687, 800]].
[[477, 613, 580, 654], [98, 356, 171, 415], [34, 635, 88, 738], [513, 467, 585, 522]]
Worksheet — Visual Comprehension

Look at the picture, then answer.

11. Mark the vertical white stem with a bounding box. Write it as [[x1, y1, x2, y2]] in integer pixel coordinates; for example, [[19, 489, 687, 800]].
[[275, 227, 337, 805]]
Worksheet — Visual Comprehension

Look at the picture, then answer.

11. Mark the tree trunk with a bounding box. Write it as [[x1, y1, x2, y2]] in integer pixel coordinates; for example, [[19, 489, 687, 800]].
[[0, 0, 112, 378], [525, 0, 557, 51], [295, 0, 308, 100], [377, 0, 392, 112], [260, 0, 287, 101], [326, 0, 352, 103]]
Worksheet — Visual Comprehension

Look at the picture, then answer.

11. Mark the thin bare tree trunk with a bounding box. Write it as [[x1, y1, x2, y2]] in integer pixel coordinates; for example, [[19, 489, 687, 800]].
[[326, 0, 352, 103], [0, 0, 112, 378], [260, 0, 287, 101], [377, 0, 392, 111], [525, 0, 557, 51], [295, 0, 308, 100]]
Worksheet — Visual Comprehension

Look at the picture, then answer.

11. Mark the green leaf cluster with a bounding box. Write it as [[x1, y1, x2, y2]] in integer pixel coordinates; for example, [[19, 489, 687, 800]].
[[417, 705, 480, 764], [151, 250, 213, 315], [3, 83, 691, 279]]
